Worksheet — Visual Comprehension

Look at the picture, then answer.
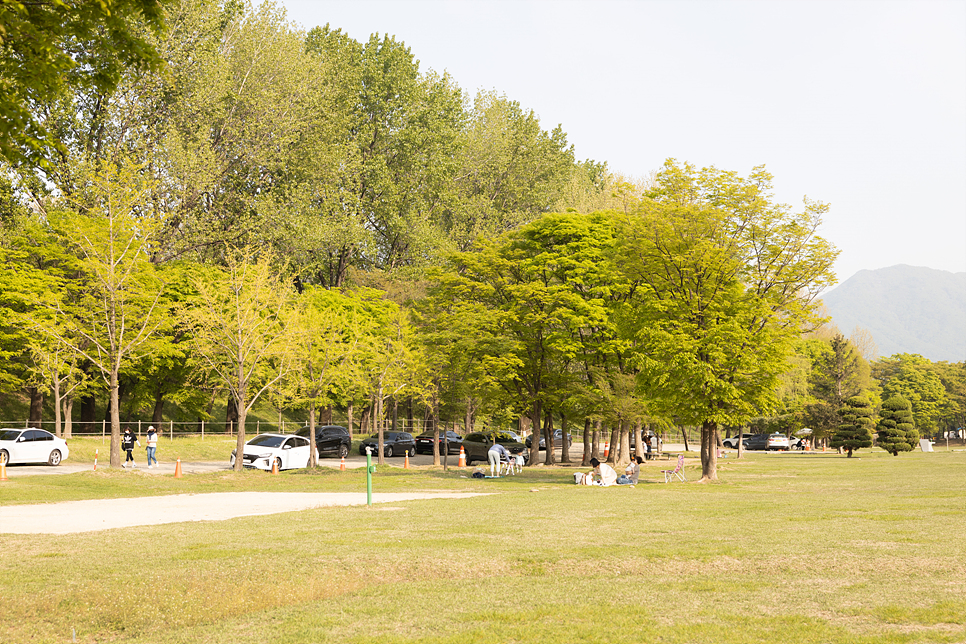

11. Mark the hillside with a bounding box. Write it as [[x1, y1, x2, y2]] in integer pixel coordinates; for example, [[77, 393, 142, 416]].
[[819, 265, 966, 362]]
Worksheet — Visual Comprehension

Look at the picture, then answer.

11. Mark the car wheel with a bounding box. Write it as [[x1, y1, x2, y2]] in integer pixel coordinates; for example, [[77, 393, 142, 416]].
[[385, 445, 393, 458], [339, 444, 349, 459], [48, 450, 62, 466], [230, 454, 235, 466], [275, 457, 283, 471], [0, 449, 9, 465], [407, 447, 415, 457]]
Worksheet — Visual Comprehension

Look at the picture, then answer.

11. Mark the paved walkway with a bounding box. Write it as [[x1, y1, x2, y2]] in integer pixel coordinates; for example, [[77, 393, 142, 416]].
[[0, 491, 487, 535]]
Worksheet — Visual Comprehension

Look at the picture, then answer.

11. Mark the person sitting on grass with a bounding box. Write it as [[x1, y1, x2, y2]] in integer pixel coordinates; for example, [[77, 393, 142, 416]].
[[617, 455, 642, 485], [590, 457, 618, 486]]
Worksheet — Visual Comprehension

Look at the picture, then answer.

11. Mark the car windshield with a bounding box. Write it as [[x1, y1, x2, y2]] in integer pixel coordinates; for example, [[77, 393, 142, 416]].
[[247, 434, 286, 448], [0, 430, 21, 441]]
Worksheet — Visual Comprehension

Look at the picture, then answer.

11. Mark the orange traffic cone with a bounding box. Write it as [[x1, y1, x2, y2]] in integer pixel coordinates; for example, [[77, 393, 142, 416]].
[[603, 442, 610, 459], [404, 452, 410, 469], [340, 455, 346, 471], [174, 458, 183, 478], [458, 446, 466, 467], [271, 458, 279, 475], [0, 453, 8, 481]]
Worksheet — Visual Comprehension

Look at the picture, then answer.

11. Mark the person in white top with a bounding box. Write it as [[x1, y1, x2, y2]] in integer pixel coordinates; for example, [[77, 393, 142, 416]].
[[590, 458, 618, 486], [146, 426, 159, 468]]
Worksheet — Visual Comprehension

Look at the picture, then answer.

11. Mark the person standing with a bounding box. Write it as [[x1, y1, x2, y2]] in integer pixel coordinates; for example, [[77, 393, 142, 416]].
[[487, 442, 510, 477], [122, 428, 140, 468], [146, 426, 158, 468]]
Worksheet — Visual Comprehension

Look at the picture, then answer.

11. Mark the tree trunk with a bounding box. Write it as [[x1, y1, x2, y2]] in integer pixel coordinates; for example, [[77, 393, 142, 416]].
[[109, 371, 121, 467], [392, 397, 398, 432], [308, 405, 318, 467], [376, 386, 385, 466], [432, 400, 441, 466], [347, 402, 354, 438], [591, 419, 601, 460], [226, 396, 238, 434], [606, 425, 619, 465], [63, 396, 74, 439], [28, 387, 43, 427], [698, 420, 719, 482], [528, 398, 542, 466], [537, 409, 557, 465], [617, 418, 630, 468], [680, 425, 690, 452], [581, 417, 591, 466], [152, 388, 165, 426], [560, 412, 571, 463], [633, 420, 643, 460], [50, 381, 63, 437]]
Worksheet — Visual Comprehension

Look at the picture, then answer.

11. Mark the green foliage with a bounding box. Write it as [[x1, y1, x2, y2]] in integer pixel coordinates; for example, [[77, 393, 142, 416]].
[[874, 353, 950, 434], [830, 395, 874, 457], [0, 0, 170, 167], [875, 395, 918, 455]]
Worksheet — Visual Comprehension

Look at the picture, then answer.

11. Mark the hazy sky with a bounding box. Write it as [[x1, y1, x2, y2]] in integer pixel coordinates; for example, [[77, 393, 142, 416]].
[[277, 0, 966, 285]]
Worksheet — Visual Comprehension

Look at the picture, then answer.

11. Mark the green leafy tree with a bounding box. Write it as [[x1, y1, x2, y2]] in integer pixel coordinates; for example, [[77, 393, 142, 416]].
[[0, 0, 170, 167], [182, 247, 295, 471], [619, 160, 838, 481], [876, 395, 918, 455], [874, 354, 949, 435], [830, 395, 874, 457]]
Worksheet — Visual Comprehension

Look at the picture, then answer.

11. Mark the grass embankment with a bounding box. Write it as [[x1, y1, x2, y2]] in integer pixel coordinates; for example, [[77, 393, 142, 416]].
[[1, 450, 964, 644]]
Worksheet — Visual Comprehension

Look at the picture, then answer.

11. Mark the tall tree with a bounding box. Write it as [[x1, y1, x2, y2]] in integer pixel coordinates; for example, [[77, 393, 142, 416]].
[[182, 247, 294, 471], [619, 160, 838, 481]]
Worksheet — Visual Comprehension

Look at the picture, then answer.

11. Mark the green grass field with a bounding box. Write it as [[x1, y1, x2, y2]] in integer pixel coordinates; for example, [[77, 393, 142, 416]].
[[1, 448, 964, 643]]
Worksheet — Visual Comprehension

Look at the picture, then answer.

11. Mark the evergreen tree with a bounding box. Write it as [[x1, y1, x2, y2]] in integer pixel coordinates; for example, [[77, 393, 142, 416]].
[[831, 396, 874, 457], [876, 395, 919, 455]]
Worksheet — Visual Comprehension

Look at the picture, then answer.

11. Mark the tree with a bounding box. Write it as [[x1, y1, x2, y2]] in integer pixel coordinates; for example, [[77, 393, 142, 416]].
[[0, 0, 170, 167], [619, 160, 839, 481], [830, 395, 874, 457], [30, 164, 167, 466], [183, 247, 295, 471], [802, 334, 871, 445], [874, 354, 949, 435], [875, 395, 918, 455]]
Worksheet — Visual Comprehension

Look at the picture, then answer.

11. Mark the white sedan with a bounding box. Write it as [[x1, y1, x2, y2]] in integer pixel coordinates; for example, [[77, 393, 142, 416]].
[[0, 428, 70, 466], [229, 433, 316, 471]]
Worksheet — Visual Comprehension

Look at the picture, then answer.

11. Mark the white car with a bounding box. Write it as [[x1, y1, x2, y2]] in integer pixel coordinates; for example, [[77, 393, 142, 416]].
[[0, 427, 69, 465], [229, 433, 316, 471]]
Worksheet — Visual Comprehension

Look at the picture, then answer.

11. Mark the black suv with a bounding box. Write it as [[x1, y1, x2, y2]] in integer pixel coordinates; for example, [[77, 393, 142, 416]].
[[359, 431, 416, 457], [462, 431, 529, 465], [296, 424, 352, 459]]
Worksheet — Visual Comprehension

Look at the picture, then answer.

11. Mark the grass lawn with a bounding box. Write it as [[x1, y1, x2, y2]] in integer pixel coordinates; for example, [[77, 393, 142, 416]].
[[0, 449, 963, 643]]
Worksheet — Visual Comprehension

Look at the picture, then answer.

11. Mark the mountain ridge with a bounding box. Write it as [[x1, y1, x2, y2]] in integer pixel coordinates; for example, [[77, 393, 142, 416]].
[[819, 265, 966, 362]]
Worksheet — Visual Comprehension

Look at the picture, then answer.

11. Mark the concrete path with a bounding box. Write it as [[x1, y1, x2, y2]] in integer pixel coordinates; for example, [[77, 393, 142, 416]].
[[0, 491, 487, 535]]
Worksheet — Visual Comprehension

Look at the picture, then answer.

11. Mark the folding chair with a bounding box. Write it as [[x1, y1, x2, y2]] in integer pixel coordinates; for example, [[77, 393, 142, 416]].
[[661, 454, 686, 483]]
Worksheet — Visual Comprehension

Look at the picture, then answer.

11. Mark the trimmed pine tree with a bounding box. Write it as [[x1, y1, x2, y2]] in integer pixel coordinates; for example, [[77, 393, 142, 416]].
[[876, 396, 919, 455], [831, 396, 874, 457]]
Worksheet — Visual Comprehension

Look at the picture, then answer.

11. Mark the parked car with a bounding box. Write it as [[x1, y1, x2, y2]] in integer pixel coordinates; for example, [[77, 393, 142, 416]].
[[744, 433, 790, 451], [230, 433, 315, 471], [359, 431, 416, 458], [415, 430, 463, 455], [462, 431, 529, 465], [0, 427, 69, 466], [722, 433, 754, 449], [525, 429, 573, 450], [295, 424, 352, 459]]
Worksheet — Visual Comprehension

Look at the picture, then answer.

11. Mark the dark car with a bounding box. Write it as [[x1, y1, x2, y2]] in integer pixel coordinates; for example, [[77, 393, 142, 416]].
[[743, 433, 790, 451], [415, 430, 463, 455], [462, 431, 529, 465], [525, 429, 573, 450], [296, 424, 352, 459], [359, 431, 416, 458]]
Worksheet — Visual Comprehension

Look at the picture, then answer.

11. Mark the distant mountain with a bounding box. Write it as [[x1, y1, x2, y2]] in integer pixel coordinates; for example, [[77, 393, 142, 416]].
[[819, 265, 966, 362]]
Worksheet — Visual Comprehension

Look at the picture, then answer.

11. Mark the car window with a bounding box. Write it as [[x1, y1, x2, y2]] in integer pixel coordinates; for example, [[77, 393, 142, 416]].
[[23, 430, 45, 442], [0, 430, 21, 441], [291, 436, 309, 448], [248, 434, 286, 448], [465, 433, 483, 442]]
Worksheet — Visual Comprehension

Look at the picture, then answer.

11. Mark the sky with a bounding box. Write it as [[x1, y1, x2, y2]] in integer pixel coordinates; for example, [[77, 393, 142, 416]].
[[276, 0, 966, 286]]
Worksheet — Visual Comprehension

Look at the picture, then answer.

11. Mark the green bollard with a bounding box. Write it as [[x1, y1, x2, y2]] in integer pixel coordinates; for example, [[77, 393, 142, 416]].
[[365, 446, 375, 507]]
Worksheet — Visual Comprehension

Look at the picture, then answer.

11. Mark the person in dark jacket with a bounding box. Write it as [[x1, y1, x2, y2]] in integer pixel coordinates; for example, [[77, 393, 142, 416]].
[[122, 427, 140, 468]]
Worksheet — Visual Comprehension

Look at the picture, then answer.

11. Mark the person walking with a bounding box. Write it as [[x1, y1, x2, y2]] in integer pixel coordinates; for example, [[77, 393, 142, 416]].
[[122, 428, 140, 468], [146, 426, 159, 468]]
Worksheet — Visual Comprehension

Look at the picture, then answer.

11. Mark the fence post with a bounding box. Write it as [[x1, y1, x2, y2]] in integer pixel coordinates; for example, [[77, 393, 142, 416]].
[[138, 419, 141, 438], [102, 419, 106, 442], [170, 420, 173, 441]]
